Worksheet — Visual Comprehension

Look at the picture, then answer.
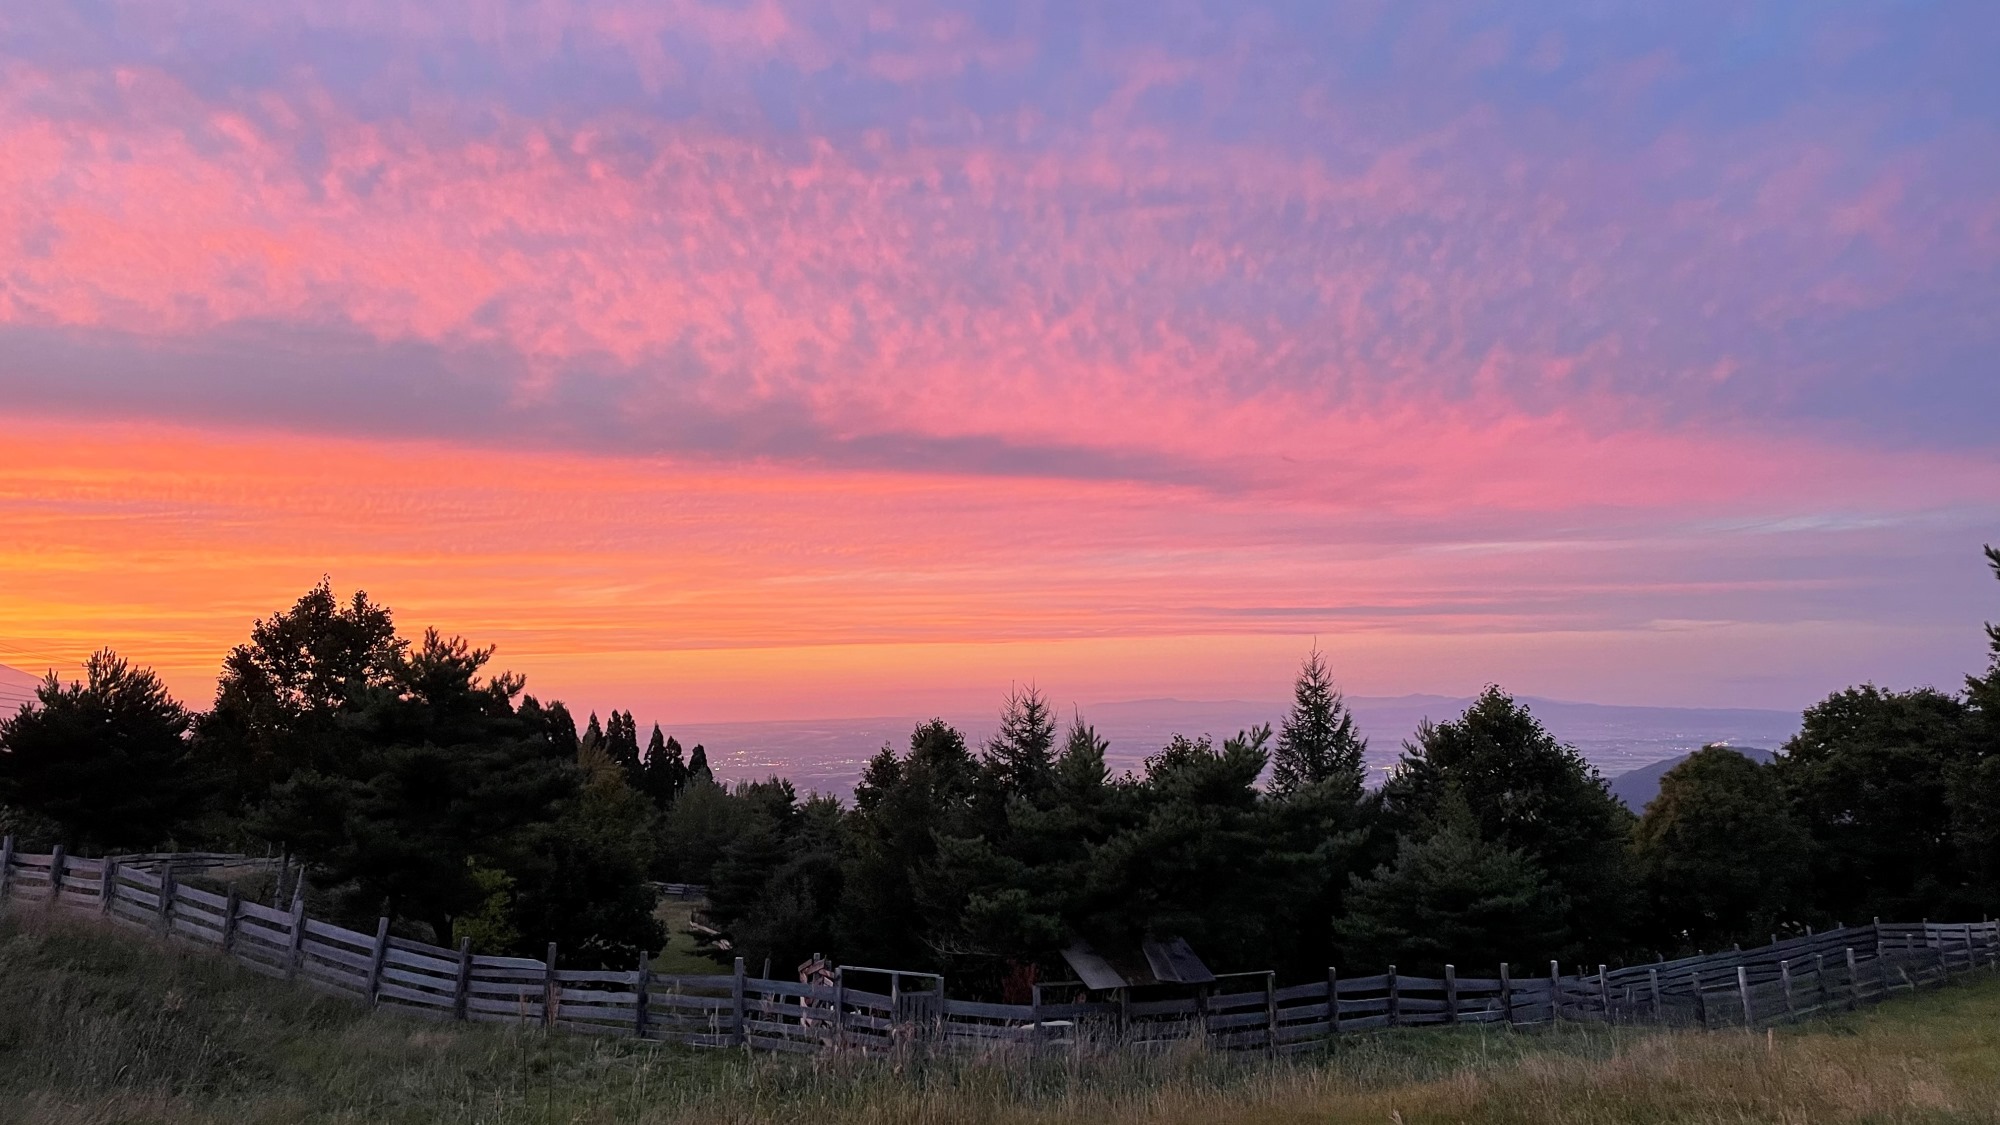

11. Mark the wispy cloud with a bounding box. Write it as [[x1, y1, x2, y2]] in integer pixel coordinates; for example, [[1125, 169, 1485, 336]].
[[0, 1, 1996, 716]]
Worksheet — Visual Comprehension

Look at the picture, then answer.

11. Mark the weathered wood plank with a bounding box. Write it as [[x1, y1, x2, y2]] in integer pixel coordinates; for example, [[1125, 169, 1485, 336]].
[[943, 998, 1033, 1020], [171, 916, 226, 944], [470, 964, 549, 983], [379, 965, 456, 993], [469, 954, 546, 970], [303, 940, 378, 973], [377, 981, 457, 1008], [383, 947, 460, 976], [646, 992, 734, 1013], [555, 969, 638, 985], [304, 920, 376, 949], [652, 973, 738, 990], [747, 979, 839, 1003], [174, 884, 228, 910], [115, 887, 162, 911], [235, 900, 291, 927], [557, 987, 641, 1005], [1274, 981, 1328, 1003]]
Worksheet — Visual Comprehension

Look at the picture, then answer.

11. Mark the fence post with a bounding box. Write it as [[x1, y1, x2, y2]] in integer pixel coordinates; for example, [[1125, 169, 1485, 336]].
[[99, 857, 118, 916], [1814, 953, 1829, 1011], [1030, 981, 1043, 1046], [221, 886, 242, 953], [833, 967, 847, 1051], [1736, 965, 1753, 1026], [1328, 966, 1341, 1035], [1597, 964, 1610, 1022], [47, 844, 65, 904], [633, 950, 651, 1039], [285, 886, 307, 982], [1690, 969, 1707, 1028], [443, 937, 471, 1022], [1264, 971, 1278, 1056], [731, 956, 747, 1047], [157, 865, 177, 936], [1647, 968, 1662, 1023], [1386, 964, 1400, 1028], [1844, 948, 1861, 1008], [1444, 964, 1458, 1025], [1779, 959, 1795, 1017], [367, 916, 391, 1008], [1498, 963, 1513, 1028], [0, 835, 12, 900], [1549, 961, 1561, 1024], [542, 942, 559, 1029]]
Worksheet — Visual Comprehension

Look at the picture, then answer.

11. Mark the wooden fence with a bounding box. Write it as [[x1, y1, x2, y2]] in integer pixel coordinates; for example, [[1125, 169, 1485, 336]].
[[2, 836, 1994, 1057]]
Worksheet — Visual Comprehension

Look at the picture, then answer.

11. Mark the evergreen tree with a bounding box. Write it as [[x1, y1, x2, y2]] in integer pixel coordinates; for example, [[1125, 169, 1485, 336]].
[[639, 724, 689, 809], [1335, 789, 1562, 973], [983, 686, 1058, 804], [0, 650, 197, 852], [1777, 684, 1973, 921], [1077, 727, 1306, 970], [1954, 547, 2000, 902], [510, 741, 666, 968], [838, 720, 980, 968], [1269, 647, 1368, 801], [603, 710, 643, 783], [194, 579, 405, 805], [1635, 746, 1810, 952], [194, 583, 662, 963], [687, 743, 713, 785], [1377, 687, 1637, 961]]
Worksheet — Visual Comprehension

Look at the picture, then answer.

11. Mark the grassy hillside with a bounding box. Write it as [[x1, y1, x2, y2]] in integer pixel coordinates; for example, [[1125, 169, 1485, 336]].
[[4, 908, 1999, 1124]]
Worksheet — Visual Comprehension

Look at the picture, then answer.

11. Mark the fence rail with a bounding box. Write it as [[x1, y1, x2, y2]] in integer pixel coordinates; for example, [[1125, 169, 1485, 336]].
[[2, 836, 1993, 1058]]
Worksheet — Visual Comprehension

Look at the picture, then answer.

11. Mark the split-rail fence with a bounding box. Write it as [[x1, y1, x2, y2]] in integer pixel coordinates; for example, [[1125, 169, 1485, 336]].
[[3, 837, 1995, 1057]]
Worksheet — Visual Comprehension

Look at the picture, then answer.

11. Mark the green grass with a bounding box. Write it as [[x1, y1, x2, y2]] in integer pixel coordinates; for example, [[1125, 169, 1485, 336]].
[[650, 898, 727, 976], [4, 905, 2000, 1124]]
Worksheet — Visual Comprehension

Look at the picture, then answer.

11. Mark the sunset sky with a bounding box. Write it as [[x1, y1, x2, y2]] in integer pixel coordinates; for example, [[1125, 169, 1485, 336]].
[[2, 2, 1997, 724]]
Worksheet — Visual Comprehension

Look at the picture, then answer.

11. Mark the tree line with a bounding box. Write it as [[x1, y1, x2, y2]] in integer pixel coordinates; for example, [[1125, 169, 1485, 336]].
[[3, 550, 1998, 988]]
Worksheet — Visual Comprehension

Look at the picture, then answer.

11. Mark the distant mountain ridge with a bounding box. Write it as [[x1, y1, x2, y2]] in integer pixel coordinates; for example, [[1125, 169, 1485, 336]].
[[0, 662, 42, 714], [1607, 745, 1780, 814], [0, 665, 1804, 804], [672, 694, 1802, 798]]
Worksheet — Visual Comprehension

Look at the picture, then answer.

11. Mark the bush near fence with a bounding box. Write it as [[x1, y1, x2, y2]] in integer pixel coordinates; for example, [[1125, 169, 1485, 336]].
[[3, 835, 1995, 1058]]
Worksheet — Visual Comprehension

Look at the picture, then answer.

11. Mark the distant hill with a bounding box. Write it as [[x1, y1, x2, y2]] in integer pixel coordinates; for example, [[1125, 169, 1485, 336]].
[[1609, 745, 1779, 814], [0, 662, 41, 714], [670, 694, 1800, 798]]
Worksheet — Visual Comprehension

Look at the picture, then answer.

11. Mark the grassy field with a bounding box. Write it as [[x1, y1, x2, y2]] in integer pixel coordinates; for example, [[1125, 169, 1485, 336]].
[[650, 898, 728, 976], [4, 908, 2000, 1124]]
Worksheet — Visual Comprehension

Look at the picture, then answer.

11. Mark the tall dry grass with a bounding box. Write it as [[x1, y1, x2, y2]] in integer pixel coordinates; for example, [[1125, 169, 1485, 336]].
[[3, 906, 1998, 1124]]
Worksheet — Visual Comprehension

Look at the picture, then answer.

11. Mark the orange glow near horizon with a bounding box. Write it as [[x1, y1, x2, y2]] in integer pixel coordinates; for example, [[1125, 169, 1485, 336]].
[[2, 412, 1990, 725]]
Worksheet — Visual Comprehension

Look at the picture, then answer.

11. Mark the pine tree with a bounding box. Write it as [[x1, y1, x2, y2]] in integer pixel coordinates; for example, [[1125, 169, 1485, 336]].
[[687, 743, 713, 786], [1380, 687, 1636, 961], [639, 723, 689, 809], [1953, 546, 2000, 903], [0, 649, 197, 851], [604, 710, 643, 783], [984, 686, 1058, 803], [1269, 647, 1367, 800], [1335, 789, 1561, 972]]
